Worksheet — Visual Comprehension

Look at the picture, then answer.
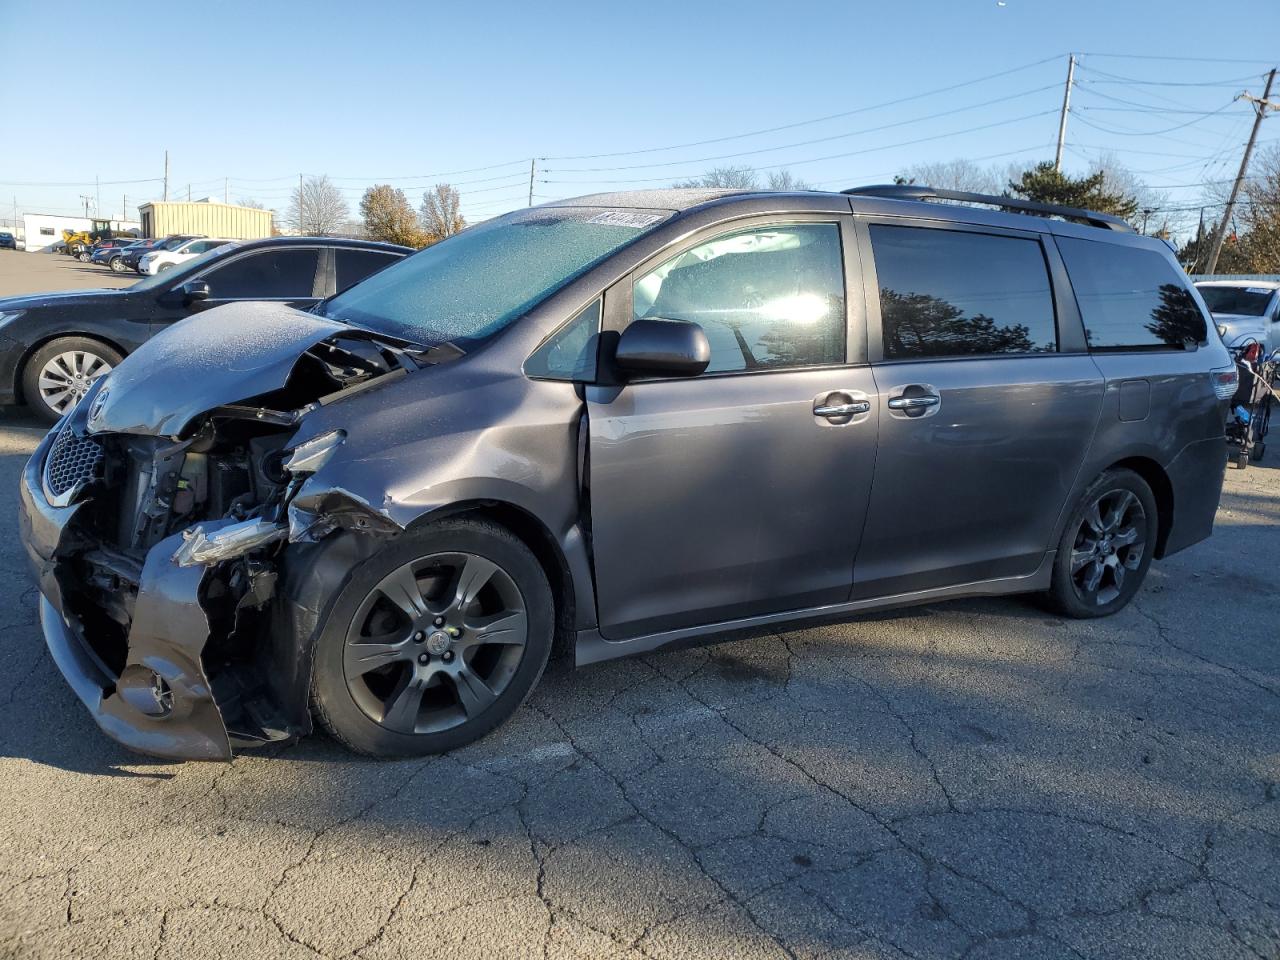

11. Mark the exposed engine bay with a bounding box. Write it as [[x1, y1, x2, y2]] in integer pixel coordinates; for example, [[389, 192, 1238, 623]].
[[45, 330, 419, 753]]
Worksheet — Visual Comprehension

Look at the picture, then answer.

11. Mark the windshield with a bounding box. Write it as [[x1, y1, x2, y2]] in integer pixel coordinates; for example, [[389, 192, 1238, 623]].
[[129, 242, 242, 291], [1197, 285, 1275, 317], [319, 206, 672, 348]]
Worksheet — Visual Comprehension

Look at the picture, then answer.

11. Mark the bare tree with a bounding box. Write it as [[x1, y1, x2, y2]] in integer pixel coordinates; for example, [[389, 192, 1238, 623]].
[[896, 159, 1002, 194], [673, 165, 760, 189], [1088, 153, 1168, 231], [766, 170, 812, 191], [237, 197, 266, 209], [287, 175, 348, 236], [420, 184, 465, 243]]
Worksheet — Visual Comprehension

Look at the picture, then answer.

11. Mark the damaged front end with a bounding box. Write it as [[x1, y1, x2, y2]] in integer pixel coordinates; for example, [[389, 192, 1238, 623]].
[[18, 304, 416, 760]]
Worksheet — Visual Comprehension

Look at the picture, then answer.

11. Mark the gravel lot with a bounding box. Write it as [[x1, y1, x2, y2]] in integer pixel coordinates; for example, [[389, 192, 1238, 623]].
[[0, 258, 1276, 958]]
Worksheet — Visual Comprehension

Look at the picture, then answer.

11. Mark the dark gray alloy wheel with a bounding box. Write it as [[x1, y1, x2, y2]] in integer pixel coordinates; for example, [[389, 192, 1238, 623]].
[[1069, 488, 1146, 607], [311, 519, 553, 757], [1044, 468, 1157, 618], [344, 552, 528, 734]]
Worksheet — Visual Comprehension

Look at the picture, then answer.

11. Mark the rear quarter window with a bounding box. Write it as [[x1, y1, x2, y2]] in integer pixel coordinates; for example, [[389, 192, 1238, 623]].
[[1057, 237, 1206, 351]]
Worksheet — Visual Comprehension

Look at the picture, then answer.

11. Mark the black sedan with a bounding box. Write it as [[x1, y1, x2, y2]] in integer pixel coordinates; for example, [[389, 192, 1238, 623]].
[[0, 236, 412, 422]]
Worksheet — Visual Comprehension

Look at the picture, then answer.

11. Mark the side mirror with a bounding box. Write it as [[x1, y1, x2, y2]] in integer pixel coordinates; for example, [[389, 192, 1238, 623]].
[[179, 280, 210, 304], [615, 318, 711, 378]]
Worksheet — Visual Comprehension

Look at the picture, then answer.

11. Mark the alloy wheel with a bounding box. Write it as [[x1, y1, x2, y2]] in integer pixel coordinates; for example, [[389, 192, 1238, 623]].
[[1070, 488, 1146, 606], [343, 552, 528, 735], [38, 351, 112, 416]]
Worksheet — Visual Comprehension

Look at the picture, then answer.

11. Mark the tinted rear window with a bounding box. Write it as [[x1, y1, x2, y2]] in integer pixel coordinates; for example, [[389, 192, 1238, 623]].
[[869, 225, 1057, 359], [1057, 238, 1206, 350]]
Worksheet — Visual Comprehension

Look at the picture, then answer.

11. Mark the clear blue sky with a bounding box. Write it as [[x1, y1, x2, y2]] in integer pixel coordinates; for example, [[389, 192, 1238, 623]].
[[1, 0, 1276, 233]]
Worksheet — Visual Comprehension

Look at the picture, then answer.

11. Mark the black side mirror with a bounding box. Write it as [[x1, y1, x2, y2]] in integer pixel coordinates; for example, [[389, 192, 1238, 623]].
[[615, 317, 711, 378], [179, 280, 210, 304]]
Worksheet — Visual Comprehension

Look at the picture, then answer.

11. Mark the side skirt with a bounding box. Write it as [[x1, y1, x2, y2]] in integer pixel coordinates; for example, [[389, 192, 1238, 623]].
[[574, 551, 1056, 667]]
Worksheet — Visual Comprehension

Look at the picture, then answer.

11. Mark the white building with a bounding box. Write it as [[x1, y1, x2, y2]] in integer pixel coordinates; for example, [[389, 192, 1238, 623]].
[[20, 213, 141, 253]]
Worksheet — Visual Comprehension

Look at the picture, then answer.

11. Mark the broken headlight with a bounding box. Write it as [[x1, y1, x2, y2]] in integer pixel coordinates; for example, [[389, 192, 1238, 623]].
[[283, 429, 345, 475]]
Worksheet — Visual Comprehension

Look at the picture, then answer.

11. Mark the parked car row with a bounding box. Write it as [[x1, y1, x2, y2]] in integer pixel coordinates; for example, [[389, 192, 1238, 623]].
[[0, 235, 413, 421]]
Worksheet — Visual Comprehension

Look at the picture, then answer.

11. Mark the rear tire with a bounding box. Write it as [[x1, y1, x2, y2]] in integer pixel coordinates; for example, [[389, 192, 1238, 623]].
[[22, 337, 122, 424], [1043, 468, 1158, 619], [108, 256, 127, 273], [311, 519, 554, 757]]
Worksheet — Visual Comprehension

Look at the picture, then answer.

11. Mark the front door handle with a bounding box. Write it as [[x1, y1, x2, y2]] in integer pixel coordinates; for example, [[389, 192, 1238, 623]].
[[814, 399, 871, 418], [886, 395, 940, 411]]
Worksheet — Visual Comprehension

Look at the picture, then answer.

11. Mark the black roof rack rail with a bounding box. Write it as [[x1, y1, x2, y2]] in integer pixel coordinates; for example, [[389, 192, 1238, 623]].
[[840, 184, 1133, 233]]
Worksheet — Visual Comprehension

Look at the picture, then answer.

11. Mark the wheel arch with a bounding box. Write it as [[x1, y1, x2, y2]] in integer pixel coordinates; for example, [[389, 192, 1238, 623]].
[[1106, 455, 1174, 558], [14, 332, 130, 406]]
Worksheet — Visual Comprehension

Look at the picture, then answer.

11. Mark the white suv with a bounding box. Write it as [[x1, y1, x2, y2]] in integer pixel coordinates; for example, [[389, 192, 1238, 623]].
[[138, 237, 235, 275], [1194, 279, 1280, 355]]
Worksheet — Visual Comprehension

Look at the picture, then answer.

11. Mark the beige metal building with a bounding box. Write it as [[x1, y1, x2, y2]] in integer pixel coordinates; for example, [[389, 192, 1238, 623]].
[[137, 200, 272, 240]]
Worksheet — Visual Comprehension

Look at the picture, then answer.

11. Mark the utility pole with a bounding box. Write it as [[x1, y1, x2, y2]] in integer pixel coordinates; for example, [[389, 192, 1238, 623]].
[[1204, 67, 1277, 275], [1054, 55, 1075, 175], [95, 175, 101, 218], [79, 195, 93, 217], [224, 177, 229, 204], [1054, 54, 1076, 173], [528, 159, 536, 207], [299, 174, 304, 230], [1140, 208, 1153, 235], [122, 194, 127, 223], [163, 150, 169, 201]]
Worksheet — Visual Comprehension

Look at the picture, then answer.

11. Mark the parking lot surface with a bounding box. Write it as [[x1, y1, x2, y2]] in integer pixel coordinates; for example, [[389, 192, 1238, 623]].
[[1, 408, 1277, 958], [0, 250, 137, 297]]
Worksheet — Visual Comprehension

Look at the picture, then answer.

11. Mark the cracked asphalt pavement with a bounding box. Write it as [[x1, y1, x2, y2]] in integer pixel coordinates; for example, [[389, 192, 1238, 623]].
[[1, 405, 1277, 959]]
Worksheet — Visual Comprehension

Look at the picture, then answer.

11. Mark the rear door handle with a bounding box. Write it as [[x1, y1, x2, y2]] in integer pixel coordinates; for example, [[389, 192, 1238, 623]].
[[886, 395, 940, 411]]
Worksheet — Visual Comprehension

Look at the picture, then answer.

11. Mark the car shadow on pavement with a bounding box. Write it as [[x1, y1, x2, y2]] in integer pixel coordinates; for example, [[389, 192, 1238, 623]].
[[1, 407, 1278, 956]]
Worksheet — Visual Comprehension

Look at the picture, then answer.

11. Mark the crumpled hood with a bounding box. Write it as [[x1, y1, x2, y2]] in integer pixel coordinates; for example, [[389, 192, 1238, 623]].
[[87, 301, 349, 437], [0, 288, 127, 311]]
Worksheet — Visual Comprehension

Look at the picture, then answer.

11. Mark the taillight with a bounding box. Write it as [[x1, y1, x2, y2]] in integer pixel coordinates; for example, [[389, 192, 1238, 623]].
[[1211, 365, 1238, 401]]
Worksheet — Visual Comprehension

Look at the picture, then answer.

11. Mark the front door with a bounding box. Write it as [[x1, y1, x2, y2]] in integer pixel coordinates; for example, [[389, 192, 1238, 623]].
[[587, 218, 879, 639], [851, 219, 1104, 598]]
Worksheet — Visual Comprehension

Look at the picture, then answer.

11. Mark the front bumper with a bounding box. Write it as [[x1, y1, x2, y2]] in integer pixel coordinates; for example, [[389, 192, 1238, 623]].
[[18, 429, 233, 761]]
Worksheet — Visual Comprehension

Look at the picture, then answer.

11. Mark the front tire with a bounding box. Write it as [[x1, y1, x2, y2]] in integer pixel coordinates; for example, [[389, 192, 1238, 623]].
[[22, 337, 122, 424], [311, 519, 554, 757], [1044, 468, 1157, 619], [108, 256, 127, 273]]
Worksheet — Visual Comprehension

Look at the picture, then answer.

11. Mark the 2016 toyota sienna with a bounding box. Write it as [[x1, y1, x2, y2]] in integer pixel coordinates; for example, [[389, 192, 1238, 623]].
[[18, 184, 1235, 760]]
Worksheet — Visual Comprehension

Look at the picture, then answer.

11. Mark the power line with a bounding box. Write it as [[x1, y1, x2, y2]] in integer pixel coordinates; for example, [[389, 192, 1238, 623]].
[[542, 109, 1060, 185], [541, 54, 1065, 161], [547, 84, 1061, 174], [1076, 52, 1278, 65]]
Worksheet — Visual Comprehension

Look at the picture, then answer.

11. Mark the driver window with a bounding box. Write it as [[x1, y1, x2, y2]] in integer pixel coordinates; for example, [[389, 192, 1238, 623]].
[[632, 222, 846, 373]]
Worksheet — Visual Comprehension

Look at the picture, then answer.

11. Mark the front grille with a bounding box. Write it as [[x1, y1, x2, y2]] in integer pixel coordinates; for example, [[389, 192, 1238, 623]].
[[45, 427, 104, 500]]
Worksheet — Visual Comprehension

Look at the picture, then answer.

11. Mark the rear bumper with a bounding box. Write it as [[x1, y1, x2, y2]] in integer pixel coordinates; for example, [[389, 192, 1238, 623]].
[[19, 430, 232, 761], [1162, 435, 1228, 557]]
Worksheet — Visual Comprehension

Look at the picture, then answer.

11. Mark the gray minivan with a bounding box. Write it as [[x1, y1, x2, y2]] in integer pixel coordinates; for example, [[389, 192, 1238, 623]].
[[19, 185, 1235, 760]]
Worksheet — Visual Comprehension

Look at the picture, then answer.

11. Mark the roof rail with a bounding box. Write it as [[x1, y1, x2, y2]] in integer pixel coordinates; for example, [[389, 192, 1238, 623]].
[[840, 184, 1133, 233]]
